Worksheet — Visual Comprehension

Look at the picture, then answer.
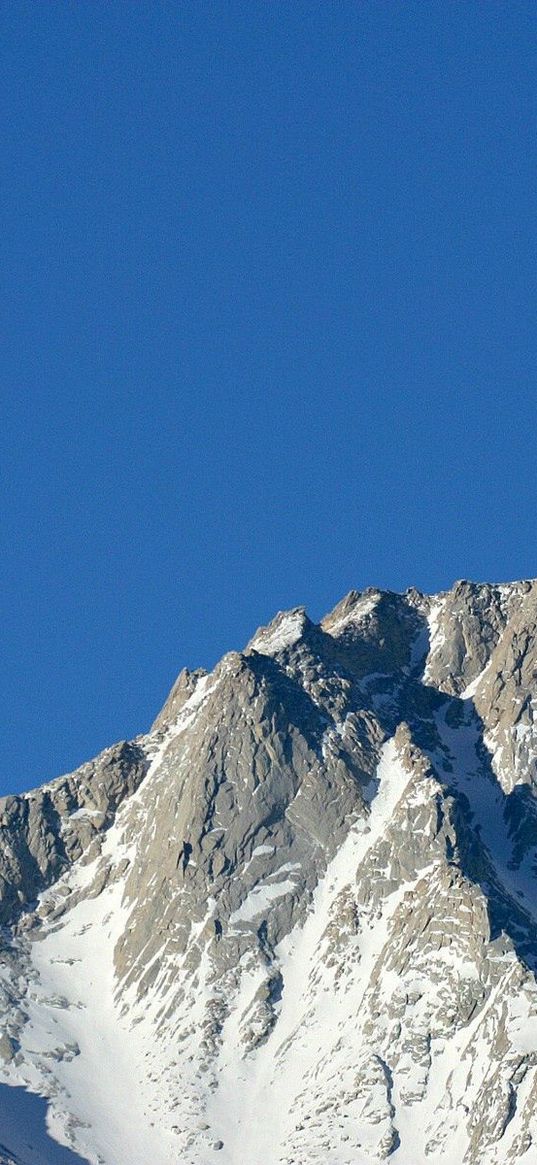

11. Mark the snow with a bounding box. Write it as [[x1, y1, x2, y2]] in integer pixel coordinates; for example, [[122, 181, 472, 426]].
[[204, 738, 414, 1165], [196, 723, 537, 1164], [0, 818, 180, 1165], [323, 593, 379, 636], [423, 599, 447, 682], [0, 724, 530, 1165], [247, 609, 306, 655], [433, 702, 537, 917], [3, 585, 537, 1165], [229, 879, 297, 924], [0, 1083, 87, 1164], [166, 670, 221, 733], [508, 994, 537, 1054], [461, 655, 495, 699]]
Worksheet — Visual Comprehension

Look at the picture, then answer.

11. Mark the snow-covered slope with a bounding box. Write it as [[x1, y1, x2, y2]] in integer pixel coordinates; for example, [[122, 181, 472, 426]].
[[1, 580, 537, 1164]]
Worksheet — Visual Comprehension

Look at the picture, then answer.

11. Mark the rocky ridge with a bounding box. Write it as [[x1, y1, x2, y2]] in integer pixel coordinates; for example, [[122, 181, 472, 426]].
[[0, 580, 537, 1163]]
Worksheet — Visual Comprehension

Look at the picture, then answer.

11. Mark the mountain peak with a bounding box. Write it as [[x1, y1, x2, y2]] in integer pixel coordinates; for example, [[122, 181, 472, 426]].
[[1, 581, 537, 1164], [246, 605, 312, 655]]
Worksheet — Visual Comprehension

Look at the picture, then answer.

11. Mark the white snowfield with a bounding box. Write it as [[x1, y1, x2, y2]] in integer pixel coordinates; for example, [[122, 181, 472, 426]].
[[0, 581, 537, 1165], [1, 743, 419, 1165]]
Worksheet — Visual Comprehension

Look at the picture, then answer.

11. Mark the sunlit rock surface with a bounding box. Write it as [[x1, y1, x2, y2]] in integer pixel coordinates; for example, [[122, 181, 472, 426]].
[[1, 580, 537, 1163]]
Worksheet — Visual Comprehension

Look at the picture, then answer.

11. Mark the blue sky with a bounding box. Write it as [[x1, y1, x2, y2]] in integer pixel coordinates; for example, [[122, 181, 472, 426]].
[[3, 1, 536, 794]]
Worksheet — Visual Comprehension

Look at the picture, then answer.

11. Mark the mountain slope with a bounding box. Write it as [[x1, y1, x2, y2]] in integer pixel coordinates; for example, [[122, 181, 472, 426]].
[[1, 580, 537, 1163]]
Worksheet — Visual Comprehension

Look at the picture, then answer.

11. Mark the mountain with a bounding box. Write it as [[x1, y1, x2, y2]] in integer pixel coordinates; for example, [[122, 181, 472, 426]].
[[1, 580, 537, 1164]]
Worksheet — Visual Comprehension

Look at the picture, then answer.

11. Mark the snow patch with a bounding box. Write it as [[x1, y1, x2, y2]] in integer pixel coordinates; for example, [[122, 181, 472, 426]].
[[229, 880, 297, 925], [247, 609, 306, 655]]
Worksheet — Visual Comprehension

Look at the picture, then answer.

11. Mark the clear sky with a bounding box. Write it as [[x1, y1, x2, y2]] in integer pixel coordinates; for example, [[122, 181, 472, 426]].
[[2, 1, 536, 794]]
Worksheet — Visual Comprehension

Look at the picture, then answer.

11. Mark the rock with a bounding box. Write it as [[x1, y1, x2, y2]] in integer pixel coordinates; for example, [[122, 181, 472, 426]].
[[0, 580, 536, 1163], [0, 1034, 16, 1063]]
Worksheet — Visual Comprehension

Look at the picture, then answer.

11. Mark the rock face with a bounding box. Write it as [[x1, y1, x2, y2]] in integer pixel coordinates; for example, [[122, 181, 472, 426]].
[[1, 581, 537, 1164]]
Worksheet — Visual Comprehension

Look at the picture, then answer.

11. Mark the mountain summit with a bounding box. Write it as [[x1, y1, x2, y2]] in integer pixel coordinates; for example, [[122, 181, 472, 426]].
[[1, 580, 537, 1164]]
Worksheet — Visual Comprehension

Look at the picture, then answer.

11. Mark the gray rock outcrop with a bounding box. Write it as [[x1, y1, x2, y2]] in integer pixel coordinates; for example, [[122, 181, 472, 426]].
[[0, 580, 536, 1165]]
